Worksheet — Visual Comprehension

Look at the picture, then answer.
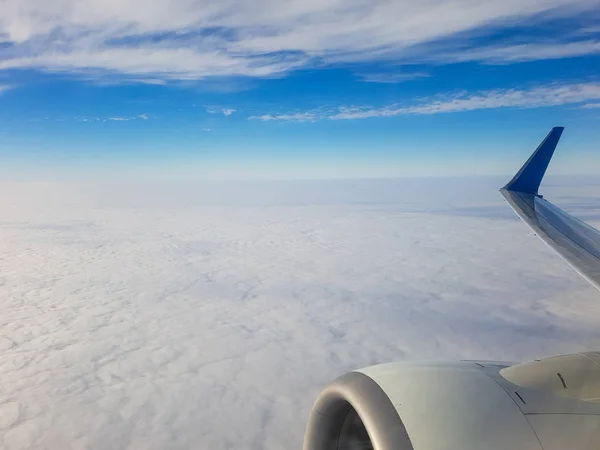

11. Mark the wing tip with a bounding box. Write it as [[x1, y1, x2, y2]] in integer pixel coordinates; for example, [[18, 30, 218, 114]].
[[502, 126, 564, 195]]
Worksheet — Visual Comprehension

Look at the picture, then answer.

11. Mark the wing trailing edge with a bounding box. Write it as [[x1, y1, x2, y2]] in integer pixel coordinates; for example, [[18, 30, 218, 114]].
[[500, 127, 600, 291]]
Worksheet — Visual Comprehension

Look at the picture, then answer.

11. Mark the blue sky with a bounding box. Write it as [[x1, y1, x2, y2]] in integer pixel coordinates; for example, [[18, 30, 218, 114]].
[[1, 0, 600, 179]]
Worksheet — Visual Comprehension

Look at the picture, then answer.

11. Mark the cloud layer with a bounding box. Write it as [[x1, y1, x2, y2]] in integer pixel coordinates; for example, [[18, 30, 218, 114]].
[[0, 0, 599, 81], [1, 178, 600, 449]]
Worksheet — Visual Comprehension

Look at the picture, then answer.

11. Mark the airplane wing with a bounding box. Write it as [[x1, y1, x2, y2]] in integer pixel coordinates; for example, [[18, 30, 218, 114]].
[[304, 127, 600, 450], [500, 126, 600, 291]]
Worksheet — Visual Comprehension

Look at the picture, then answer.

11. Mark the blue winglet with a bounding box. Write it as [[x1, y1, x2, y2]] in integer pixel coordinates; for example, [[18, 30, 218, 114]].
[[502, 127, 564, 195]]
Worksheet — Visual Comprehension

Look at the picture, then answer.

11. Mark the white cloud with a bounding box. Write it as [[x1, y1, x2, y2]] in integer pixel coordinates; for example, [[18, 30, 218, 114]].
[[252, 81, 600, 121], [359, 72, 431, 83], [577, 25, 600, 34], [207, 107, 237, 116], [249, 111, 319, 122], [432, 40, 600, 64], [47, 114, 151, 122], [580, 102, 600, 108], [0, 0, 599, 81], [1, 178, 600, 449], [105, 114, 150, 121], [0, 84, 14, 94]]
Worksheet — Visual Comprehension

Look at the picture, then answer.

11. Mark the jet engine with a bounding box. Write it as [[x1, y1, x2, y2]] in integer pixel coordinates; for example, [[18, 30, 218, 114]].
[[303, 352, 600, 450]]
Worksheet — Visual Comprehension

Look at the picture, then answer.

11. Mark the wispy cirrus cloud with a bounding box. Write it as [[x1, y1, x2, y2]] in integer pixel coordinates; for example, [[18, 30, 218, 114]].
[[250, 81, 600, 121], [108, 114, 150, 121], [0, 84, 14, 94], [73, 114, 150, 122], [359, 72, 431, 83], [207, 107, 237, 116], [249, 112, 319, 123], [432, 40, 600, 64], [0, 0, 600, 83]]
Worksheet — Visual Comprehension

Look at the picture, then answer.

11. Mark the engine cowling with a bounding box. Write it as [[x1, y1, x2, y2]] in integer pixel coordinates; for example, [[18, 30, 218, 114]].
[[303, 353, 600, 450]]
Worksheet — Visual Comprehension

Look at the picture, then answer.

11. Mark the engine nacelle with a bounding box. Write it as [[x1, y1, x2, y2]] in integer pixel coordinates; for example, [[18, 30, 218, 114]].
[[303, 353, 600, 450]]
